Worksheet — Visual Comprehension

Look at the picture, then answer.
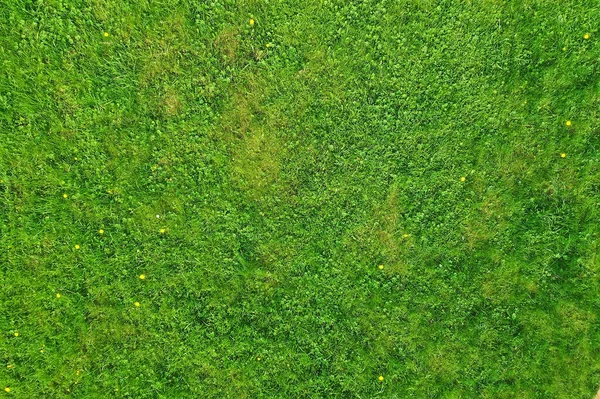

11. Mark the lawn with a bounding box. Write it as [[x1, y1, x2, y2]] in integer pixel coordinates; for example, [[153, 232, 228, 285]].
[[1, 0, 600, 398]]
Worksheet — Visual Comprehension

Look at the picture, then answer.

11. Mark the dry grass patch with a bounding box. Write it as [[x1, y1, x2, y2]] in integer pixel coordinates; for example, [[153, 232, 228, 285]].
[[216, 75, 288, 200], [352, 185, 411, 273], [215, 27, 240, 64]]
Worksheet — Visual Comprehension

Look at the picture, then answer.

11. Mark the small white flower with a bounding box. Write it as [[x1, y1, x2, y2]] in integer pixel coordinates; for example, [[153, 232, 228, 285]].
[[156, 214, 160, 218]]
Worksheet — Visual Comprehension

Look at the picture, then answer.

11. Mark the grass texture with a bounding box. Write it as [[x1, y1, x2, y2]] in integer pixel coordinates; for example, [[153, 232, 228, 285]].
[[1, 0, 600, 398]]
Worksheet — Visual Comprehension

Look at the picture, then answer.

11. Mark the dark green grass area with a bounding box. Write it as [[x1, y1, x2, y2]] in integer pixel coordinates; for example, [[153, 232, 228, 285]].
[[1, 0, 600, 397]]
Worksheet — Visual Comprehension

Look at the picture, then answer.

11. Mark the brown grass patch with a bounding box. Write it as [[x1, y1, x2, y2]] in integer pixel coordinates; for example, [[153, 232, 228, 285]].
[[140, 41, 181, 83], [557, 302, 595, 334], [214, 27, 240, 64], [163, 89, 182, 116], [480, 260, 539, 304], [464, 190, 507, 251], [256, 239, 296, 269], [139, 13, 188, 85], [216, 74, 287, 200], [352, 185, 411, 273]]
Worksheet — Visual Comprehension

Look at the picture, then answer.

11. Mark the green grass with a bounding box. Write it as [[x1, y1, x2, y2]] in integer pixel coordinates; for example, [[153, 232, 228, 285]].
[[1, 0, 600, 397]]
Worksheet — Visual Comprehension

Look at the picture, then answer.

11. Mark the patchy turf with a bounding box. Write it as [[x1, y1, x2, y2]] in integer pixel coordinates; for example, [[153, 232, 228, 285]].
[[1, 1, 600, 398]]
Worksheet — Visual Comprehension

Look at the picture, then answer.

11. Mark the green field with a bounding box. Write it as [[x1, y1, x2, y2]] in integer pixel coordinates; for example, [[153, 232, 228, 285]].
[[1, 1, 600, 398]]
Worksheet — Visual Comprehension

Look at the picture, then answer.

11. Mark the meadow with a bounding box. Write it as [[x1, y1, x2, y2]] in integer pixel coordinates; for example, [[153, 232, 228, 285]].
[[1, 0, 600, 397]]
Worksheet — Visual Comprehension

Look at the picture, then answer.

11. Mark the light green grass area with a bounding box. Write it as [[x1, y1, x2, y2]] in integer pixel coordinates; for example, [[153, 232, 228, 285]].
[[1, 1, 600, 398]]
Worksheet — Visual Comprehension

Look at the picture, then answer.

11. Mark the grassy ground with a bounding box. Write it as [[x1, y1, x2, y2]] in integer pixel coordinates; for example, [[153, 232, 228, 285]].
[[1, 0, 600, 398]]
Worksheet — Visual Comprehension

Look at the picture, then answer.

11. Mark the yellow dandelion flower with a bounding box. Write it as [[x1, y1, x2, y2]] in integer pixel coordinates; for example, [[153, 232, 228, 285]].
[[403, 233, 409, 238], [378, 265, 384, 270], [460, 176, 466, 182], [257, 357, 261, 361], [134, 302, 140, 307], [63, 193, 68, 198], [584, 33, 590, 40], [14, 332, 18, 337], [4, 387, 10, 393], [266, 43, 272, 48], [560, 153, 566, 158], [139, 274, 145, 280], [562, 46, 566, 51], [74, 244, 80, 250], [249, 19, 255, 26], [378, 375, 384, 381], [40, 349, 44, 353], [159, 228, 166, 234], [99, 229, 104, 234], [565, 120, 572, 127], [103, 32, 109, 37], [56, 293, 61, 298]]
